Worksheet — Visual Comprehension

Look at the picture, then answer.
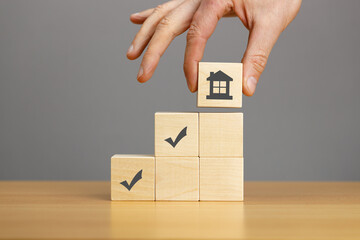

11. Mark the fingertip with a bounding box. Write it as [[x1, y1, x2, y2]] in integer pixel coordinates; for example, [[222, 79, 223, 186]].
[[243, 76, 257, 97], [137, 75, 148, 83], [190, 86, 197, 93], [126, 52, 138, 60], [126, 44, 134, 59], [184, 71, 195, 93], [189, 78, 198, 93], [130, 13, 140, 19], [137, 73, 151, 83], [130, 7, 154, 24], [130, 19, 143, 25], [136, 66, 145, 82], [127, 45, 142, 60], [136, 62, 156, 84], [130, 14, 146, 24], [186, 80, 197, 93], [183, 59, 199, 92], [129, 13, 137, 21], [137, 78, 148, 83], [243, 88, 254, 97]]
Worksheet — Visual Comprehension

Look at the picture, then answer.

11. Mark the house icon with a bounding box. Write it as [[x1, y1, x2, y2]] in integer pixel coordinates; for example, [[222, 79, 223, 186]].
[[206, 70, 233, 100]]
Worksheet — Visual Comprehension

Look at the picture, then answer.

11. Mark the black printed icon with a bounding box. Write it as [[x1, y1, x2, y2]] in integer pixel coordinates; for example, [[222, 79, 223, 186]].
[[206, 70, 233, 100], [165, 127, 187, 148], [120, 169, 142, 191]]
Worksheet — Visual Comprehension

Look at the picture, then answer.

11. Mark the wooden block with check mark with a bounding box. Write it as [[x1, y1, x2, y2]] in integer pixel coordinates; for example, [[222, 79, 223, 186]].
[[200, 157, 244, 201], [111, 154, 155, 201], [155, 112, 198, 157], [156, 157, 199, 201], [199, 112, 243, 157]]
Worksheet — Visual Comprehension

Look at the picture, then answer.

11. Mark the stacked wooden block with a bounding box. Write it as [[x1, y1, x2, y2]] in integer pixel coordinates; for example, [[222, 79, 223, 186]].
[[112, 62, 243, 201]]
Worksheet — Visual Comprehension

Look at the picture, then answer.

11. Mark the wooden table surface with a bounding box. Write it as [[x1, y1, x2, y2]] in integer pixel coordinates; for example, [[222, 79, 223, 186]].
[[0, 182, 359, 239]]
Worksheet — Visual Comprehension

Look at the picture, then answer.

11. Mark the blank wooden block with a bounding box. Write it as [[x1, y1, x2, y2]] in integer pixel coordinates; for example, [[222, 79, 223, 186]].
[[200, 157, 243, 201], [197, 62, 242, 108], [155, 112, 198, 157], [111, 154, 154, 201], [156, 157, 199, 201], [199, 113, 243, 157]]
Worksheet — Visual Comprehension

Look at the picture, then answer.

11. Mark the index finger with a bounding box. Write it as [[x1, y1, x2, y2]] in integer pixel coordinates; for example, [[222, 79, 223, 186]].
[[183, 0, 233, 92]]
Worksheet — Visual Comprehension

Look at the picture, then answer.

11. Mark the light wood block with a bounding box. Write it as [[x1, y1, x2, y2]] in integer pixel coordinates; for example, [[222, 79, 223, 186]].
[[200, 157, 243, 201], [155, 112, 198, 157], [156, 157, 199, 201], [197, 62, 242, 108], [111, 154, 155, 200], [199, 112, 243, 157]]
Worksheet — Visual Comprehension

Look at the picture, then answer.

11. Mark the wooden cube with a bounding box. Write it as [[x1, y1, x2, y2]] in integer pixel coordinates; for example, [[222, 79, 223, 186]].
[[111, 154, 155, 200], [155, 112, 198, 157], [156, 157, 199, 201], [200, 157, 244, 201], [199, 113, 243, 157], [197, 62, 242, 108]]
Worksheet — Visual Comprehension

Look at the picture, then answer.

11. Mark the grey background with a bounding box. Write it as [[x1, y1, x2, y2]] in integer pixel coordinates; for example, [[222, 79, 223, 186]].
[[0, 0, 359, 181]]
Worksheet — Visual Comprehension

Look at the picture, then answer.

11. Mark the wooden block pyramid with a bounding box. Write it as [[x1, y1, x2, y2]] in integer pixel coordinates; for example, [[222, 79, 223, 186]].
[[111, 62, 243, 201]]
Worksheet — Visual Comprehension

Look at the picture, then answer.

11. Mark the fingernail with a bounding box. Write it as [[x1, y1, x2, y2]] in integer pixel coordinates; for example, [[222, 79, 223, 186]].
[[127, 44, 134, 54], [137, 66, 143, 80], [247, 76, 258, 95]]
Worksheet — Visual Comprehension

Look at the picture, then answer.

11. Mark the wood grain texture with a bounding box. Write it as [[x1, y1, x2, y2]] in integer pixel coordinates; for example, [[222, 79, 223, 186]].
[[155, 112, 198, 157], [1, 182, 360, 239], [111, 154, 154, 200], [199, 112, 243, 157], [197, 62, 242, 108], [200, 157, 243, 201], [156, 157, 199, 201]]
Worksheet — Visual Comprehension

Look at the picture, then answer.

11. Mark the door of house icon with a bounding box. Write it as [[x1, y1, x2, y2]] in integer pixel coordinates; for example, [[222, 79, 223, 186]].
[[206, 70, 233, 100]]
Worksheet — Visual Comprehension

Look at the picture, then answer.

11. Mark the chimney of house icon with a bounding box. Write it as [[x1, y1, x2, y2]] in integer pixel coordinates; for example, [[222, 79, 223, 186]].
[[210, 72, 214, 76]]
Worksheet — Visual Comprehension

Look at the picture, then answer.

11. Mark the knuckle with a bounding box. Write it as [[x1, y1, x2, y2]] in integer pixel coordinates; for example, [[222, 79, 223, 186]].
[[187, 22, 202, 39], [206, 0, 222, 9], [158, 16, 172, 28], [248, 52, 268, 73], [157, 16, 176, 37], [206, 0, 233, 16], [223, 2, 234, 15], [153, 4, 166, 15]]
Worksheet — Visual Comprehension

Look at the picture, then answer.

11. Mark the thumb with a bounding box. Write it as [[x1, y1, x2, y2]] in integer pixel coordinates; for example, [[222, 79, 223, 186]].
[[242, 23, 281, 96]]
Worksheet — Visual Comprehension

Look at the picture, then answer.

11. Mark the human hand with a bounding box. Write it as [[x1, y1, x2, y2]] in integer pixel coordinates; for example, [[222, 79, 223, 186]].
[[127, 0, 301, 96]]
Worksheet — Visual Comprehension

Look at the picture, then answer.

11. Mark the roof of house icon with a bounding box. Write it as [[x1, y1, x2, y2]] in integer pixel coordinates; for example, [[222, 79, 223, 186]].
[[207, 70, 233, 82]]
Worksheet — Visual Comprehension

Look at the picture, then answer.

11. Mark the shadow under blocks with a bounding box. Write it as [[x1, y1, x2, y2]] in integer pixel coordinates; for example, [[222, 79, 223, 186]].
[[111, 62, 243, 201]]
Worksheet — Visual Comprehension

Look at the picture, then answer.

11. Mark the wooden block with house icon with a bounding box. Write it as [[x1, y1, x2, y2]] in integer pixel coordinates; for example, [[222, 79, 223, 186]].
[[155, 112, 198, 157], [199, 112, 243, 157], [156, 156, 199, 201], [111, 154, 155, 200], [197, 62, 242, 108], [200, 157, 243, 201]]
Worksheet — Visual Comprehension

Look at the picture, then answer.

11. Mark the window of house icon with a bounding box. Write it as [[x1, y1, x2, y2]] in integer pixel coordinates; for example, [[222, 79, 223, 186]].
[[206, 70, 233, 100]]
